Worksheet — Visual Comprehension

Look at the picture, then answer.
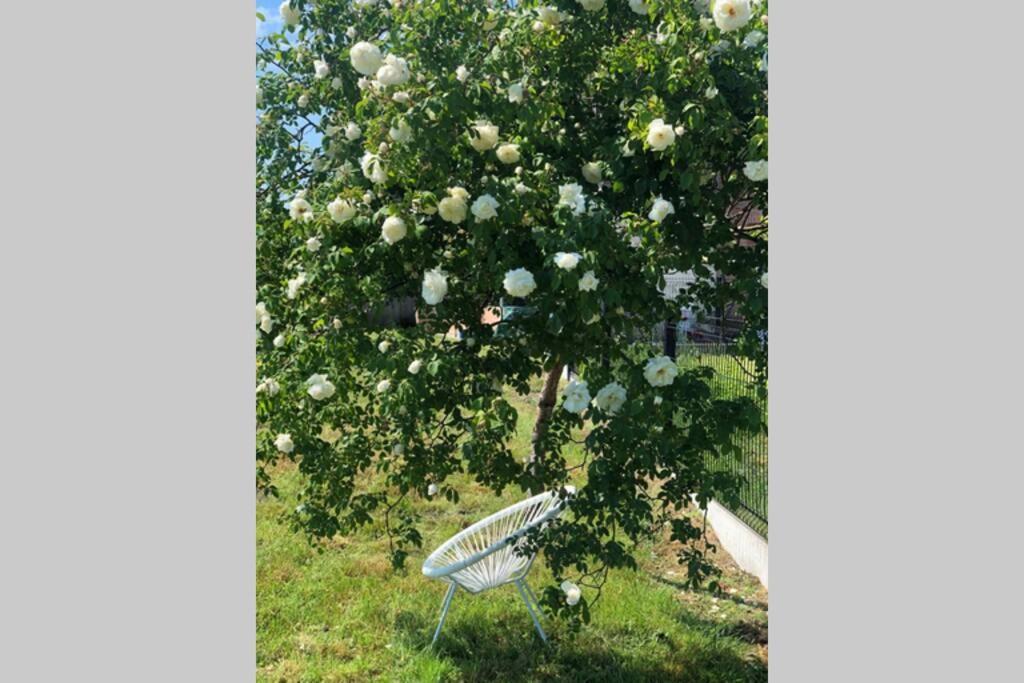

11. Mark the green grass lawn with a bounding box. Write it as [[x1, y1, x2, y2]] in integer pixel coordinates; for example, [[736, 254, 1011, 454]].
[[258, 379, 768, 682]]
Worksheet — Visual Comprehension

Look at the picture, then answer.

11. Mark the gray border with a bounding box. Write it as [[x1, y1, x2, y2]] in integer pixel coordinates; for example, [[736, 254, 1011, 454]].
[[1, 2, 254, 679], [3, 1, 1023, 680], [773, 1, 1023, 680]]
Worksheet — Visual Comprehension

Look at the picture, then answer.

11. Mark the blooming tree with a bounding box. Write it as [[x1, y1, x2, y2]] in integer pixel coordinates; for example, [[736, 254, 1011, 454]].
[[257, 0, 767, 623]]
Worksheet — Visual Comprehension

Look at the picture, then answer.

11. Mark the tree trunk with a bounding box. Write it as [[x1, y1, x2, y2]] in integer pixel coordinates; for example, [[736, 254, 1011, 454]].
[[529, 363, 564, 479]]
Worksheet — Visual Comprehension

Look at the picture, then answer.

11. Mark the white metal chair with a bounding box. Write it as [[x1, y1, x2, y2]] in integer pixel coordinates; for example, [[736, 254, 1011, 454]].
[[421, 486, 575, 644]]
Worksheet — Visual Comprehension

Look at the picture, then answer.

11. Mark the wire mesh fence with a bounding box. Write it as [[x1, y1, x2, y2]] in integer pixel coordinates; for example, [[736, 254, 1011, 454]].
[[644, 325, 768, 538]]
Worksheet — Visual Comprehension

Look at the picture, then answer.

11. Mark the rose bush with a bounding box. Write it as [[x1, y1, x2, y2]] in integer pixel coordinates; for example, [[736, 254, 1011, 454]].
[[257, 0, 767, 626]]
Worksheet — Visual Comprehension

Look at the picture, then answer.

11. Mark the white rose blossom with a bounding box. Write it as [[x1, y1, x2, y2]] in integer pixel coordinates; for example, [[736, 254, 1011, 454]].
[[376, 379, 391, 393], [288, 197, 314, 223], [554, 251, 582, 270], [327, 197, 356, 224], [256, 377, 280, 396], [422, 268, 449, 305], [305, 236, 322, 252], [455, 65, 470, 82], [761, 272, 768, 288], [578, 270, 599, 292], [389, 119, 413, 144], [469, 122, 500, 152], [471, 194, 499, 221], [360, 152, 388, 184], [562, 380, 591, 414], [712, 0, 752, 32], [345, 122, 362, 140], [286, 273, 306, 300], [649, 197, 675, 223], [378, 340, 391, 353], [332, 318, 342, 330], [376, 54, 411, 86], [705, 85, 719, 99], [427, 483, 439, 496], [273, 334, 285, 348], [313, 59, 329, 79], [576, 0, 605, 11], [557, 183, 586, 215], [593, 382, 627, 415], [297, 92, 310, 108], [561, 580, 581, 606], [582, 161, 602, 184], [503, 268, 537, 297], [408, 359, 424, 375], [392, 91, 411, 104], [644, 355, 679, 387], [743, 29, 765, 48], [743, 159, 768, 182], [350, 41, 383, 75], [537, 6, 561, 26], [508, 82, 524, 103], [647, 118, 676, 151], [381, 215, 407, 245], [496, 143, 520, 165], [629, 0, 649, 15], [305, 374, 337, 401], [279, 1, 300, 26], [438, 187, 470, 224], [274, 433, 295, 453]]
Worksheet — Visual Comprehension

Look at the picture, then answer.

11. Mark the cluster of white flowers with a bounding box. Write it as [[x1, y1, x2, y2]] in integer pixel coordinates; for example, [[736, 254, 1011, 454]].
[[381, 215, 407, 244], [306, 373, 337, 401], [328, 197, 357, 224], [647, 118, 676, 152], [471, 194, 500, 221], [305, 236, 321, 252], [438, 187, 470, 224], [593, 382, 627, 414], [644, 356, 679, 387], [712, 0, 753, 32], [422, 268, 449, 305], [562, 380, 591, 414], [561, 580, 581, 606], [554, 252, 582, 270], [743, 159, 768, 182], [286, 273, 307, 300], [313, 58, 329, 79], [649, 197, 675, 223], [256, 302, 274, 334], [557, 183, 586, 215], [469, 122, 500, 152], [503, 268, 537, 297]]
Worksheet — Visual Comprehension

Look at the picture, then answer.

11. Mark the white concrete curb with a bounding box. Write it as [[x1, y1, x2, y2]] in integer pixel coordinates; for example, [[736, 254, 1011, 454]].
[[704, 499, 768, 589]]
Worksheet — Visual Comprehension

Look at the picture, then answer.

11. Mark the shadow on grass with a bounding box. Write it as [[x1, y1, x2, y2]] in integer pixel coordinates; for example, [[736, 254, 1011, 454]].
[[393, 608, 766, 683]]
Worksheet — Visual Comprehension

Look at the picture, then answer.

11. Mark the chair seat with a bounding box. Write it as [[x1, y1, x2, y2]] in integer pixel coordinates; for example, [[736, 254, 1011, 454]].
[[422, 486, 574, 593]]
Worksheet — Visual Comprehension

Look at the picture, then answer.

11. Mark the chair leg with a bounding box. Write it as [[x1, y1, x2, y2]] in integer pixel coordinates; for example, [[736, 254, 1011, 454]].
[[523, 580, 541, 610], [431, 583, 457, 646], [515, 579, 548, 643]]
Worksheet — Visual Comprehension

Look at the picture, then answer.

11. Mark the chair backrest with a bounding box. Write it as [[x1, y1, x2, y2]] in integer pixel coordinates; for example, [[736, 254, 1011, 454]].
[[422, 486, 575, 592]]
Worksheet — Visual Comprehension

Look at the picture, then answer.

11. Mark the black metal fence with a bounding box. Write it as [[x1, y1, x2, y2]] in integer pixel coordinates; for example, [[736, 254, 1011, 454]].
[[645, 326, 768, 538]]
